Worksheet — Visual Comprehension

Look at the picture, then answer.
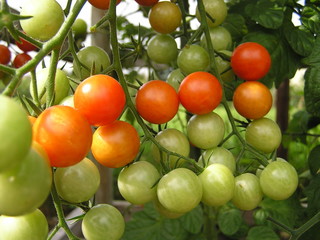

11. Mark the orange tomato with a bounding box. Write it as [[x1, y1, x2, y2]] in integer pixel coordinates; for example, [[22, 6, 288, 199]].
[[33, 105, 93, 167], [91, 120, 140, 168], [233, 81, 272, 119], [28, 116, 37, 126], [88, 0, 121, 10]]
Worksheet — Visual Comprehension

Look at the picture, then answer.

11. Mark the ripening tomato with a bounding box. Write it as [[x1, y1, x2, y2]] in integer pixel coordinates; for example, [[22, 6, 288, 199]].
[[33, 105, 93, 167], [13, 53, 32, 68], [0, 45, 11, 65], [15, 36, 37, 52], [231, 42, 272, 81], [88, 0, 121, 10], [74, 74, 126, 126], [233, 81, 272, 120], [135, 80, 179, 124], [178, 71, 222, 115], [91, 120, 140, 168], [135, 0, 159, 6]]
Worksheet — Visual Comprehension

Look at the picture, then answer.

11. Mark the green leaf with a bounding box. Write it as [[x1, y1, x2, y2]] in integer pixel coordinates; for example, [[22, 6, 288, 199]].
[[245, 0, 284, 29], [217, 208, 243, 236], [301, 5, 320, 34], [179, 205, 203, 234], [304, 67, 320, 117], [304, 175, 320, 213], [308, 145, 320, 175], [246, 226, 280, 240], [302, 36, 320, 67], [286, 110, 310, 144], [222, 13, 248, 42]]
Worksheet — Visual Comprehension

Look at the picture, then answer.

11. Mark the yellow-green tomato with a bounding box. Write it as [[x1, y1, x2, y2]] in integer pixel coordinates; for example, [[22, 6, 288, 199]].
[[20, 0, 64, 41], [199, 163, 235, 206], [59, 95, 75, 108], [232, 173, 263, 211], [0, 209, 48, 240], [147, 34, 178, 64], [215, 55, 235, 83], [198, 147, 236, 173], [54, 157, 100, 203], [31, 68, 70, 105], [82, 204, 125, 240], [157, 168, 202, 213], [117, 161, 160, 205], [200, 26, 232, 51], [187, 112, 225, 149], [152, 128, 190, 168], [153, 195, 184, 219], [166, 68, 184, 92], [0, 149, 52, 216], [196, 0, 227, 27], [0, 95, 32, 172]]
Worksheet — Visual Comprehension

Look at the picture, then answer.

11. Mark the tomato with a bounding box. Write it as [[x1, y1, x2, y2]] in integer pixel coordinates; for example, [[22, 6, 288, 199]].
[[15, 36, 37, 52], [178, 71, 222, 115], [20, 0, 64, 41], [200, 26, 232, 51], [0, 209, 48, 240], [30, 68, 70, 105], [72, 18, 87, 40], [177, 45, 210, 75], [152, 128, 190, 168], [88, 0, 121, 10], [215, 54, 235, 83], [135, 0, 159, 6], [153, 195, 184, 219], [0, 44, 11, 65], [231, 173, 263, 211], [196, 0, 227, 27], [157, 168, 202, 213], [198, 147, 236, 173], [73, 46, 111, 80], [135, 80, 179, 124], [28, 115, 37, 126], [54, 157, 100, 203], [187, 112, 225, 149], [166, 68, 184, 92], [91, 120, 140, 168], [199, 163, 235, 207], [231, 42, 272, 81], [118, 161, 160, 205], [74, 74, 126, 126], [245, 118, 282, 154], [13, 53, 32, 68], [147, 34, 178, 64], [259, 160, 298, 201], [33, 105, 93, 167], [233, 81, 272, 120], [0, 148, 52, 216], [0, 95, 32, 172], [82, 204, 125, 240], [148, 1, 182, 34]]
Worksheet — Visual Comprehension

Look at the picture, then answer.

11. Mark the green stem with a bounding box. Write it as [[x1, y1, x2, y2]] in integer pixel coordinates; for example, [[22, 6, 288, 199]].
[[30, 70, 41, 107], [46, 48, 60, 107], [47, 225, 61, 240], [203, 204, 219, 240], [291, 211, 320, 240]]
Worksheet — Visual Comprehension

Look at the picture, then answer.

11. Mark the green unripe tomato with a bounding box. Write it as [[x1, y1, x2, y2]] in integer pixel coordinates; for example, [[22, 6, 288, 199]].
[[200, 26, 232, 51], [147, 34, 178, 64], [196, 0, 228, 27], [72, 18, 87, 40], [166, 68, 184, 92]]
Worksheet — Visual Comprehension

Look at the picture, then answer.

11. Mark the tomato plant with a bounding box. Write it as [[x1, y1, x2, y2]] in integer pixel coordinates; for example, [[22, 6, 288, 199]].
[[54, 157, 100, 203], [148, 1, 182, 34], [0, 44, 11, 65], [82, 204, 125, 240], [196, 0, 228, 27], [91, 120, 140, 168], [19, 0, 64, 41], [118, 161, 160, 205], [74, 74, 126, 126], [233, 81, 272, 120], [88, 0, 121, 10], [147, 34, 178, 64], [135, 80, 179, 124], [33, 105, 93, 167], [0, 209, 48, 240], [231, 42, 272, 81], [13, 53, 32, 68], [178, 71, 222, 115]]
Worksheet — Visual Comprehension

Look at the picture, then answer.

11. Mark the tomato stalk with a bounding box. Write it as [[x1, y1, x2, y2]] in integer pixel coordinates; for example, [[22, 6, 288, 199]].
[[30, 70, 41, 108], [46, 48, 60, 108], [202, 204, 219, 240]]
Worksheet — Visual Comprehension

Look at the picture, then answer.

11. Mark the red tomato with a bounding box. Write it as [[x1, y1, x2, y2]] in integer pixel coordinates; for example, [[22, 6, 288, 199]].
[[15, 37, 37, 52], [178, 71, 222, 115], [88, 0, 121, 9], [0, 45, 11, 65], [91, 120, 140, 168], [135, 80, 179, 124], [135, 0, 159, 6], [231, 42, 271, 81], [13, 53, 32, 68], [33, 105, 93, 167], [74, 74, 126, 126]]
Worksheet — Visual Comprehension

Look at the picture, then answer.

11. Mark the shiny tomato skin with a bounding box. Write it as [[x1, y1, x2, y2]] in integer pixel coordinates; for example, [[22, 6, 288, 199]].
[[178, 71, 222, 115], [33, 105, 93, 167], [0, 45, 11, 65], [74, 74, 126, 126], [88, 0, 121, 9], [135, 0, 159, 6], [13, 53, 32, 68], [231, 42, 271, 81], [233, 81, 272, 120], [15, 36, 37, 52], [135, 80, 179, 124], [91, 120, 140, 168]]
